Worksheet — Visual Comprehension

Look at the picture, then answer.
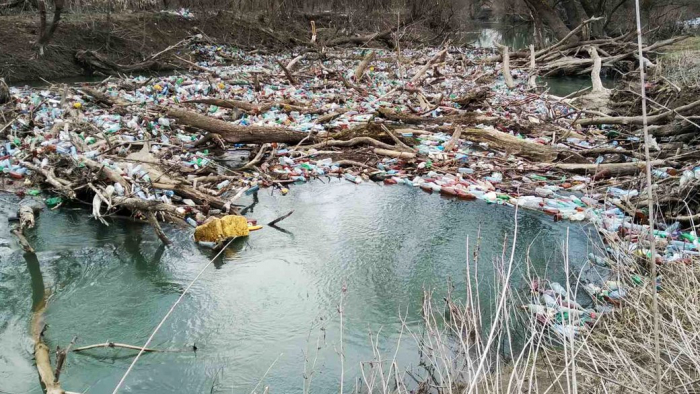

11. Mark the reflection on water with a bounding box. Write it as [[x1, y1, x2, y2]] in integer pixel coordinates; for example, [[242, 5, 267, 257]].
[[0, 183, 599, 393], [451, 21, 541, 50]]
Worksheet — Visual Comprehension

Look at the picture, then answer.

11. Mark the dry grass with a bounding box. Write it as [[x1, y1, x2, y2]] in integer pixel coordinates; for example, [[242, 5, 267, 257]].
[[337, 222, 700, 394], [657, 37, 700, 87]]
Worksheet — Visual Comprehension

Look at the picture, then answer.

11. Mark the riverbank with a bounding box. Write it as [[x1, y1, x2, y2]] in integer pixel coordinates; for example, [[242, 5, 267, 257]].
[[0, 10, 354, 83]]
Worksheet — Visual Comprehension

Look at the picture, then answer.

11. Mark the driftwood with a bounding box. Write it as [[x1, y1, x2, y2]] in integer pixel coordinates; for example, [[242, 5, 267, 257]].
[[22, 161, 76, 199], [73, 342, 163, 352], [80, 156, 131, 193], [443, 126, 462, 151], [112, 196, 183, 216], [147, 211, 172, 245], [324, 23, 402, 46], [286, 55, 304, 72], [268, 210, 294, 226], [377, 108, 491, 125], [410, 48, 447, 84], [302, 136, 396, 151], [276, 59, 297, 85], [238, 143, 270, 170], [354, 50, 375, 82], [576, 99, 700, 126], [374, 148, 416, 159], [31, 287, 67, 394], [550, 160, 665, 176], [380, 124, 414, 152], [165, 107, 310, 144], [458, 127, 559, 162], [528, 45, 537, 89], [183, 98, 272, 113], [496, 43, 515, 89], [151, 182, 227, 209]]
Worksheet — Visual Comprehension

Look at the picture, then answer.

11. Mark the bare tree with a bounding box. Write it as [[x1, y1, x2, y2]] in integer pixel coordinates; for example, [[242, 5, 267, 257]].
[[36, 0, 64, 56]]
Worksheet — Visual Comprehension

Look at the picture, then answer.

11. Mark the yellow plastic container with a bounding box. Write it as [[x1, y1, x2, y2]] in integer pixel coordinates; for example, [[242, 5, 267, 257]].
[[194, 215, 249, 242]]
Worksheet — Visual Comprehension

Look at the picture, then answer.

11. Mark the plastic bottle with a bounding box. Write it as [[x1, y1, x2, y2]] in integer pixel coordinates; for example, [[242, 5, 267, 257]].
[[535, 187, 554, 197], [186, 217, 198, 227]]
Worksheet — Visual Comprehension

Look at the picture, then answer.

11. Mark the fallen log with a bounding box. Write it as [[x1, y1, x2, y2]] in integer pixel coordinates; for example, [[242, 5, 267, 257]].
[[459, 127, 559, 162], [324, 23, 402, 47], [182, 98, 270, 113], [377, 108, 489, 125], [301, 136, 397, 151], [165, 107, 309, 144], [575, 99, 700, 126], [31, 284, 64, 394], [75, 50, 175, 75], [550, 160, 665, 176], [442, 126, 462, 151], [12, 228, 34, 253]]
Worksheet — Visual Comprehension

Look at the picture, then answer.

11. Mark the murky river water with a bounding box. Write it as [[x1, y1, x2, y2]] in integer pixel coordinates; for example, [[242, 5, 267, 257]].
[[0, 182, 598, 393]]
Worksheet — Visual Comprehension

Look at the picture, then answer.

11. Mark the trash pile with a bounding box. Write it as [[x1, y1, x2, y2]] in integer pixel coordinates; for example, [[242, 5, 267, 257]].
[[524, 280, 599, 340], [1, 35, 699, 265]]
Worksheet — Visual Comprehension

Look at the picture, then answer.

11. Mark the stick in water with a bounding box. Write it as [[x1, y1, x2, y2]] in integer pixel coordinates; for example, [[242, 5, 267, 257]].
[[268, 210, 294, 226]]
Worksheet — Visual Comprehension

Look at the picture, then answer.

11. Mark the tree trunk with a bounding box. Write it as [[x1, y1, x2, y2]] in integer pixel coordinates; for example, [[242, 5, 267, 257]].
[[523, 0, 573, 42], [561, 0, 587, 29], [37, 0, 64, 55], [164, 107, 310, 144]]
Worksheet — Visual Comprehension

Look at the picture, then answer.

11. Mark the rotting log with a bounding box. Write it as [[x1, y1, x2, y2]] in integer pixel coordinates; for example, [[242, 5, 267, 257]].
[[165, 107, 309, 144], [13, 204, 36, 253]]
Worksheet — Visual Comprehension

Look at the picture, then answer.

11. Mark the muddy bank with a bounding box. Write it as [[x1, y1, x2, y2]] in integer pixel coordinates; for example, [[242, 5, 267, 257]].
[[0, 11, 309, 83]]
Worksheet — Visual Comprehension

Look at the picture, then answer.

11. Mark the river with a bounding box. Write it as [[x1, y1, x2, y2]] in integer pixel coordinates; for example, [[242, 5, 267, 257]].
[[0, 22, 610, 392], [0, 181, 599, 393]]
